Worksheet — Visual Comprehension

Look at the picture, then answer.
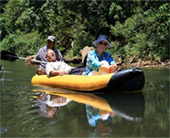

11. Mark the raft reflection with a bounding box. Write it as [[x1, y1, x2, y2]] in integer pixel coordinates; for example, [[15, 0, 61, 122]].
[[98, 93, 145, 121], [33, 89, 145, 126]]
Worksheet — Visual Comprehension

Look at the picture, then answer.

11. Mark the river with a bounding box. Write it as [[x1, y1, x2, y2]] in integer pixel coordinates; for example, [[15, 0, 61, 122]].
[[0, 59, 169, 137]]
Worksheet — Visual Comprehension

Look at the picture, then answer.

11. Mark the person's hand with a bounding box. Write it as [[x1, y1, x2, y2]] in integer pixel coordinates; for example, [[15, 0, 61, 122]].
[[50, 70, 66, 76], [25, 56, 34, 64], [99, 65, 110, 73], [108, 64, 117, 73], [59, 71, 66, 76], [37, 68, 46, 75]]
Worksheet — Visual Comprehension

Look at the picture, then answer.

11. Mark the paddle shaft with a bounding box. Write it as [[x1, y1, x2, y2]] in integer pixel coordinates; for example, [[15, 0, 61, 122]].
[[1, 50, 47, 64], [18, 56, 47, 64]]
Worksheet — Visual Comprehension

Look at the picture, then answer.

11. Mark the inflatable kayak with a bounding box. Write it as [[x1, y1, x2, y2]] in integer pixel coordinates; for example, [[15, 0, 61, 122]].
[[31, 67, 145, 92]]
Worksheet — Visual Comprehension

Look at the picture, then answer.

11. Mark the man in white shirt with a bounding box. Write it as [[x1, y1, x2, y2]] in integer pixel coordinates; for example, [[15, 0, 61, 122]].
[[45, 49, 85, 77]]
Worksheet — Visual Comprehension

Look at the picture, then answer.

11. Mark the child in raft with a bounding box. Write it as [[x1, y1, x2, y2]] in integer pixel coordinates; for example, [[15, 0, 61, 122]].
[[45, 49, 85, 77]]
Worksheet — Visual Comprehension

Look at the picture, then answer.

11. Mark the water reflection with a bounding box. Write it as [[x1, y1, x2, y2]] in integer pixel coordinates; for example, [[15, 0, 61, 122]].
[[86, 104, 114, 127], [32, 89, 145, 128], [34, 92, 72, 118], [0, 127, 8, 135], [99, 93, 145, 121]]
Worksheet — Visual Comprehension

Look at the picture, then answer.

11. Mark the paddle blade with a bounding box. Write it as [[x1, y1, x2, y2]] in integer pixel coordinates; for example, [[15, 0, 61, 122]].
[[0, 50, 19, 61]]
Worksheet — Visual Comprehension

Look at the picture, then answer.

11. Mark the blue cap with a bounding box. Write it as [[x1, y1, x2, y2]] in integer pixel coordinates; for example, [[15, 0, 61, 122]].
[[93, 35, 111, 49]]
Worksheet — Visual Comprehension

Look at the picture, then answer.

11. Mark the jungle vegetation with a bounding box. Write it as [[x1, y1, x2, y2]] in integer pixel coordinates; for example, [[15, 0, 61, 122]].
[[0, 0, 169, 62]]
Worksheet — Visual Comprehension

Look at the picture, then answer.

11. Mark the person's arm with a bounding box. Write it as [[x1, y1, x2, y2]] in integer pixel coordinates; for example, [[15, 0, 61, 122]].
[[108, 63, 117, 73], [88, 51, 103, 72], [25, 48, 42, 64], [49, 70, 66, 76], [46, 62, 67, 77], [98, 64, 110, 73], [25, 55, 35, 64], [106, 53, 117, 73]]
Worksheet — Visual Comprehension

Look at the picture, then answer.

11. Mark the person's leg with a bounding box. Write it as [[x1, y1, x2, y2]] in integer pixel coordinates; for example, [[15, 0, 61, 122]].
[[68, 67, 86, 75]]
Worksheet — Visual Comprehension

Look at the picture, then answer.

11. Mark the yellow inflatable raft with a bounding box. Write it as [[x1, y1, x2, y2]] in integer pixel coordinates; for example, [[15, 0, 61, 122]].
[[31, 67, 145, 92], [32, 73, 114, 91]]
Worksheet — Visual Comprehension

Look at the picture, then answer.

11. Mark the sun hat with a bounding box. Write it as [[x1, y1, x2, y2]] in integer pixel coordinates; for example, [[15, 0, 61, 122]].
[[47, 35, 56, 42], [93, 35, 111, 49]]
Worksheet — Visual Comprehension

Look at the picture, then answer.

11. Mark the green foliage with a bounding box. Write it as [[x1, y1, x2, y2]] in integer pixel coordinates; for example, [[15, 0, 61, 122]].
[[0, 0, 29, 35], [68, 25, 93, 57], [0, 0, 169, 61], [0, 33, 16, 52], [152, 3, 170, 59], [110, 2, 169, 60], [0, 31, 45, 57]]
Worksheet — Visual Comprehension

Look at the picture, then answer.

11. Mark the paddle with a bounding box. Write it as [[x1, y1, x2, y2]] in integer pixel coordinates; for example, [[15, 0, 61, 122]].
[[0, 50, 46, 64]]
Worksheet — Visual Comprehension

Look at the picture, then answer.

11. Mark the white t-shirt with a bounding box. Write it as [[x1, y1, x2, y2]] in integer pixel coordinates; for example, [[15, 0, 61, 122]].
[[46, 61, 74, 76]]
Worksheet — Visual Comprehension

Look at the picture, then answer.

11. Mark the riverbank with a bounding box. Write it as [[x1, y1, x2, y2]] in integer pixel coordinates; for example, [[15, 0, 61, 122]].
[[117, 59, 170, 69], [64, 56, 170, 69]]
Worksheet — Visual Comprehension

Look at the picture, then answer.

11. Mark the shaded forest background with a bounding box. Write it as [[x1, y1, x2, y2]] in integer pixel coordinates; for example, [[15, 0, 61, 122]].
[[0, 0, 169, 64]]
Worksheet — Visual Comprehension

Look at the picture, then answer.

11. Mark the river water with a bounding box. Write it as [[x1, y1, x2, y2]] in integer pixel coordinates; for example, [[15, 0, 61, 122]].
[[0, 60, 169, 137]]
